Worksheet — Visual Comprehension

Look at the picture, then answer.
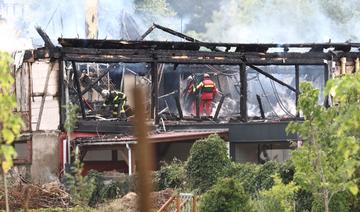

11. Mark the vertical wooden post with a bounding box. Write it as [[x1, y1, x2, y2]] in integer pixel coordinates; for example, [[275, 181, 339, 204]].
[[151, 62, 159, 124], [192, 195, 197, 212], [240, 63, 247, 121], [36, 63, 55, 130], [72, 61, 86, 119], [59, 60, 66, 128], [295, 65, 300, 117], [133, 87, 154, 212], [176, 196, 181, 212], [174, 93, 183, 119], [324, 63, 330, 108]]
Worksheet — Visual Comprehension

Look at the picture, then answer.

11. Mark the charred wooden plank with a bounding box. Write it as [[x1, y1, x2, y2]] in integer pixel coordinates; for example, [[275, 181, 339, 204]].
[[240, 64, 247, 121], [256, 94, 265, 119], [36, 27, 55, 49], [72, 61, 86, 118]]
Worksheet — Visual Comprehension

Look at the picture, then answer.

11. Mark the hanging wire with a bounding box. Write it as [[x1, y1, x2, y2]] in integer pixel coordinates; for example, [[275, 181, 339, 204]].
[[257, 74, 279, 117], [270, 79, 295, 117], [45, 1, 62, 30]]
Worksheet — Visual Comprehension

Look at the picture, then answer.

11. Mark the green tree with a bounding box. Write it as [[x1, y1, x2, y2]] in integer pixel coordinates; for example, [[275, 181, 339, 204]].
[[0, 51, 23, 212], [287, 82, 360, 212], [199, 177, 252, 212], [186, 134, 231, 193]]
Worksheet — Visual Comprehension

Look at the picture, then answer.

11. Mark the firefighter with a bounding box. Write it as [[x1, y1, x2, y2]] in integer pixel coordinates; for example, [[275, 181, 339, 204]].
[[195, 73, 218, 116], [101, 89, 127, 119], [183, 75, 196, 114]]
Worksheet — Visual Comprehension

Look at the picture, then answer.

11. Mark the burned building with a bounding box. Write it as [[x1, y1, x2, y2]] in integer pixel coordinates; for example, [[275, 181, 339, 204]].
[[12, 24, 360, 182]]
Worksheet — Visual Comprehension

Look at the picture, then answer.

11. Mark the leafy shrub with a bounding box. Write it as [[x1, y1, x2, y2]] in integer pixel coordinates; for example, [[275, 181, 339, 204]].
[[254, 175, 299, 212], [88, 171, 135, 206], [279, 160, 294, 184], [254, 160, 280, 192], [295, 189, 313, 212], [65, 160, 96, 207], [199, 177, 252, 212], [186, 134, 231, 193], [155, 158, 186, 191], [224, 162, 259, 195], [225, 161, 280, 196]]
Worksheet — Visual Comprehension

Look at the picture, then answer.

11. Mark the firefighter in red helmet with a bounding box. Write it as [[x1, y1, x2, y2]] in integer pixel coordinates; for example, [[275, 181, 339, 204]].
[[194, 73, 218, 116]]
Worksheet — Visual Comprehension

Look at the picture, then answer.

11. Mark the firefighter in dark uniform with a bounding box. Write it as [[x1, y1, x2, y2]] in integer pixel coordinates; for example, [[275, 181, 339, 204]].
[[101, 89, 127, 119]]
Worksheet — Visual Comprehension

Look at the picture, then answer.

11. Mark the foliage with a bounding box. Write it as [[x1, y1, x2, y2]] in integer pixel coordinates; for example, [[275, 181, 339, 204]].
[[224, 162, 259, 195], [135, 0, 175, 16], [278, 159, 295, 184], [254, 175, 299, 212], [287, 81, 360, 211], [224, 161, 281, 196], [155, 158, 187, 191], [325, 72, 360, 139], [63, 103, 79, 133], [167, 0, 221, 32], [311, 191, 352, 212], [88, 171, 136, 206], [27, 206, 94, 212], [0, 51, 23, 174], [295, 189, 313, 212], [185, 134, 231, 193], [199, 177, 253, 212], [255, 161, 280, 192], [65, 159, 96, 206]]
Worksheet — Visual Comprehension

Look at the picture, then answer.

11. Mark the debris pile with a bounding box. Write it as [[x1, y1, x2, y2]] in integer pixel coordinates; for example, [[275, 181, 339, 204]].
[[99, 188, 175, 212], [0, 181, 70, 209]]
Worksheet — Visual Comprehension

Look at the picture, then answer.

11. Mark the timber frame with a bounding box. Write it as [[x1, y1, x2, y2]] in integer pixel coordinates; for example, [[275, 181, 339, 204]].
[[26, 25, 360, 143]]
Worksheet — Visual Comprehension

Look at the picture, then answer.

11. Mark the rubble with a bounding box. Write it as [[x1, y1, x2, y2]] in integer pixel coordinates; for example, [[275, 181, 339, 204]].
[[98, 188, 175, 212], [0, 181, 70, 210]]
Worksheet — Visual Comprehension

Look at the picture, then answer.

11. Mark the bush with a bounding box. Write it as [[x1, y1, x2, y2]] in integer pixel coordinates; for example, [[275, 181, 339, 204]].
[[65, 160, 97, 206], [225, 161, 281, 196], [224, 162, 259, 195], [254, 161, 280, 192], [294, 189, 313, 212], [199, 177, 252, 212], [186, 134, 231, 193], [254, 175, 299, 212], [155, 158, 187, 191], [88, 171, 136, 206]]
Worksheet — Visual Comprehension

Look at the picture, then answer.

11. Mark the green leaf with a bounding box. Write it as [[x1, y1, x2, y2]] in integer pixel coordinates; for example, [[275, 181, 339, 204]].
[[2, 128, 15, 144], [347, 182, 358, 195]]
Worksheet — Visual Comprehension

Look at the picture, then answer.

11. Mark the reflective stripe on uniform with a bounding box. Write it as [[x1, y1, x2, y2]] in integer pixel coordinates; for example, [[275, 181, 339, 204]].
[[114, 104, 119, 107]]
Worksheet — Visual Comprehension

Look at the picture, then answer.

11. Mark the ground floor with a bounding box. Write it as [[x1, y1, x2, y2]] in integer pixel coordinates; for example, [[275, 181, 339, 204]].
[[13, 121, 297, 183]]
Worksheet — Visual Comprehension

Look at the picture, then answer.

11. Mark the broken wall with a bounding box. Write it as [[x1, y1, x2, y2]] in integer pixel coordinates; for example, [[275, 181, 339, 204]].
[[30, 60, 60, 131], [30, 131, 60, 184], [14, 58, 61, 181]]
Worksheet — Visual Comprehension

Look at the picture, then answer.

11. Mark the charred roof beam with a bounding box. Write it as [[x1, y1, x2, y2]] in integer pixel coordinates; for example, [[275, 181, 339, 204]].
[[36, 27, 55, 49]]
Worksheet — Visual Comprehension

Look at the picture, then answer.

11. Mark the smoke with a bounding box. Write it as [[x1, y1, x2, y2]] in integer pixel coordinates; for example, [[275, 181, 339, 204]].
[[204, 0, 360, 43], [0, 0, 191, 52]]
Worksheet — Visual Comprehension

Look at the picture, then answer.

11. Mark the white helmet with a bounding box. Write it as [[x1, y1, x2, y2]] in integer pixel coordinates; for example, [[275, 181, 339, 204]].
[[101, 89, 110, 97], [187, 75, 193, 81]]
